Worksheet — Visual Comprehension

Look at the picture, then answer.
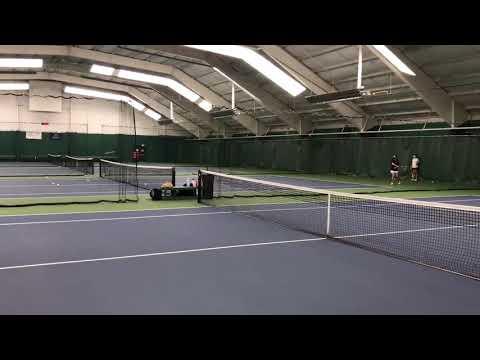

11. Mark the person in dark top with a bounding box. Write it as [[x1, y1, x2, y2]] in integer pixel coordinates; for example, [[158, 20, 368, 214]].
[[139, 144, 145, 161], [390, 155, 401, 185]]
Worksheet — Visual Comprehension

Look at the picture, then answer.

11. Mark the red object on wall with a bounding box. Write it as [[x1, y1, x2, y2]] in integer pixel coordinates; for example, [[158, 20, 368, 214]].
[[132, 150, 140, 161], [41, 122, 49, 125]]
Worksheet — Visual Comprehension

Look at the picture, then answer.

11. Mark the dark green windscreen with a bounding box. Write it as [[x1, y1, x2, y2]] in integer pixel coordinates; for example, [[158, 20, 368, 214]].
[[1, 130, 479, 183], [174, 133, 480, 183]]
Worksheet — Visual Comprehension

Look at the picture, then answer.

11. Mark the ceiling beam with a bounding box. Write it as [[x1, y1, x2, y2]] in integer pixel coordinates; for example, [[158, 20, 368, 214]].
[[145, 45, 311, 134], [142, 45, 267, 135], [0, 72, 205, 137], [367, 45, 470, 127], [205, 53, 311, 134], [148, 85, 227, 136], [38, 65, 226, 136], [128, 88, 208, 138], [0, 45, 257, 134], [258, 45, 366, 130]]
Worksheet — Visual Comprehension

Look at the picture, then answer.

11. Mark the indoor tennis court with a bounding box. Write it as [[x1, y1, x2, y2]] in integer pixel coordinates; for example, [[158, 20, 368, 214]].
[[0, 45, 479, 315]]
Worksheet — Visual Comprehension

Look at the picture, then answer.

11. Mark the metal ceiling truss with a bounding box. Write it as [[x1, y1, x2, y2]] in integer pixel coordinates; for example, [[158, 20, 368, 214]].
[[0, 45, 260, 136], [258, 45, 367, 130], [0, 72, 206, 137], [367, 45, 470, 127], [142, 45, 311, 134], [147, 85, 227, 136], [0, 45, 474, 133]]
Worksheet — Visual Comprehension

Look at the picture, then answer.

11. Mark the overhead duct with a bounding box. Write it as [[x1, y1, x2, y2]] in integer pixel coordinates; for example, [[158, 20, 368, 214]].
[[211, 108, 237, 118], [305, 89, 369, 105], [157, 119, 174, 125]]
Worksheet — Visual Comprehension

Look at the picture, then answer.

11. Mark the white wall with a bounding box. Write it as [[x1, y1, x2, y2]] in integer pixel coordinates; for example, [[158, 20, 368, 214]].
[[29, 80, 63, 112], [0, 92, 190, 137]]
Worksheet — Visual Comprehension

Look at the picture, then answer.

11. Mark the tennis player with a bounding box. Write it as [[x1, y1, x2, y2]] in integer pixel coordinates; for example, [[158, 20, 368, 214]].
[[411, 154, 420, 182], [390, 155, 401, 185]]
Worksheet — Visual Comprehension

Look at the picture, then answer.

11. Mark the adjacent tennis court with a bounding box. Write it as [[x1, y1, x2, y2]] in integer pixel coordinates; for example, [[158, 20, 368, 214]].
[[1, 204, 480, 314], [0, 162, 479, 314], [1, 44, 480, 315]]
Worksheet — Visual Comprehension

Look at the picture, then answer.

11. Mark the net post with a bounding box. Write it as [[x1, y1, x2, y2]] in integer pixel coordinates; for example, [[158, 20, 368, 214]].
[[172, 167, 176, 187], [326, 193, 331, 236], [197, 170, 202, 203]]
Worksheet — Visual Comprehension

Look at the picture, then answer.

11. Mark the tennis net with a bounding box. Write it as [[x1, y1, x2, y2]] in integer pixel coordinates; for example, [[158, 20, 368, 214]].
[[197, 169, 480, 280], [47, 154, 94, 175], [99, 159, 175, 190], [64, 155, 95, 175], [47, 154, 64, 167]]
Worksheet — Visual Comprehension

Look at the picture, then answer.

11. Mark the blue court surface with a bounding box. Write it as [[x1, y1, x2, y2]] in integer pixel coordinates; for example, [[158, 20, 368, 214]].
[[0, 203, 479, 315], [418, 195, 480, 208], [0, 174, 369, 199], [131, 163, 375, 189], [0, 178, 142, 198], [248, 174, 374, 189]]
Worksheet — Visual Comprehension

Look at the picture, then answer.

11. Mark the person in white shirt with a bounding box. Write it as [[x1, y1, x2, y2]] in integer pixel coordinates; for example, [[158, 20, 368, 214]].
[[411, 154, 420, 182]]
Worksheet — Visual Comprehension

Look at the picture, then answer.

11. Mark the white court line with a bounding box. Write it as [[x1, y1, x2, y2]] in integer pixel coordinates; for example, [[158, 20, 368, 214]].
[[1, 221, 479, 273], [0, 183, 117, 188], [249, 174, 376, 187], [338, 226, 480, 281], [0, 205, 202, 218], [0, 205, 326, 227], [1, 199, 479, 227], [0, 199, 318, 219], [340, 223, 479, 239], [0, 237, 326, 271], [0, 191, 137, 197], [0, 204, 477, 277], [424, 197, 480, 204]]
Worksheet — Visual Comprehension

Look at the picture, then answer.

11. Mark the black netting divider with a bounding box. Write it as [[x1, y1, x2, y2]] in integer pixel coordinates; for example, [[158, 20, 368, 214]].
[[99, 159, 175, 191], [64, 156, 95, 175], [47, 154, 65, 167]]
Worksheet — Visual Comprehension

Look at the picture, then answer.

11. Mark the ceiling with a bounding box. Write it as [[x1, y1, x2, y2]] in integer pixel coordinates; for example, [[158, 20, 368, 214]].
[[4, 45, 480, 137]]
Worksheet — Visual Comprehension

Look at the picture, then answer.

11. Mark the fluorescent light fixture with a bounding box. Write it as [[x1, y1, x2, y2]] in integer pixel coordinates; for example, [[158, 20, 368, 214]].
[[198, 100, 213, 112], [117, 69, 161, 83], [0, 58, 43, 68], [371, 45, 416, 76], [0, 82, 29, 91], [117, 69, 200, 102], [64, 86, 146, 111], [64, 86, 166, 121], [64, 86, 125, 101], [213, 67, 261, 102], [124, 97, 145, 111], [185, 45, 306, 97], [90, 64, 115, 76], [94, 66, 209, 111], [145, 109, 162, 121], [167, 80, 200, 103]]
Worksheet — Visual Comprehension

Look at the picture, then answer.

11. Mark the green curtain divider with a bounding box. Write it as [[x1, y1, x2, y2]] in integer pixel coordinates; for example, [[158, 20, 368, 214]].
[[2, 130, 479, 184], [172, 134, 480, 183]]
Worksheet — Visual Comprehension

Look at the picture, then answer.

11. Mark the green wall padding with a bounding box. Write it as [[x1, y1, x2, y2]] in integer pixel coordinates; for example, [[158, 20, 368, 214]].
[[0, 131, 186, 164], [173, 134, 480, 183], [2, 129, 479, 184], [0, 132, 19, 160]]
